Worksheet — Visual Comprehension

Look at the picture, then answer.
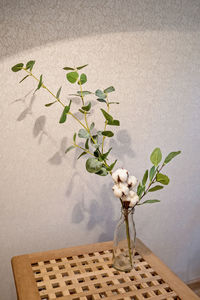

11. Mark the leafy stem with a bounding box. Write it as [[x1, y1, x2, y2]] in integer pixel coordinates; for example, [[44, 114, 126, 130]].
[[22, 68, 90, 132], [101, 97, 110, 153], [79, 80, 96, 144], [73, 143, 94, 157], [140, 163, 165, 201]]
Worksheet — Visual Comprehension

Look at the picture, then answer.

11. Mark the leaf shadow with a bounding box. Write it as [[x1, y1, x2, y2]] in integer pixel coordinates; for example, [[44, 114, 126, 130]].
[[109, 129, 135, 163]]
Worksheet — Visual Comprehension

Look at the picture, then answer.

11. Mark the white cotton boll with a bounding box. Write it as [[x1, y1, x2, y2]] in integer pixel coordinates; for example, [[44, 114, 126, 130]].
[[112, 185, 123, 198], [127, 176, 138, 189], [112, 168, 129, 183], [118, 183, 129, 196], [130, 195, 139, 207], [129, 190, 137, 198]]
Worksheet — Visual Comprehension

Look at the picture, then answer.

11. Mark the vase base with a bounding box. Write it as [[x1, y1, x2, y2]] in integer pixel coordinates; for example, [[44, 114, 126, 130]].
[[112, 252, 134, 272]]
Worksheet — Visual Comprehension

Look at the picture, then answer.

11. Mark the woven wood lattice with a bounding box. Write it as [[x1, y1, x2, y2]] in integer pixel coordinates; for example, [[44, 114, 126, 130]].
[[31, 248, 181, 300]]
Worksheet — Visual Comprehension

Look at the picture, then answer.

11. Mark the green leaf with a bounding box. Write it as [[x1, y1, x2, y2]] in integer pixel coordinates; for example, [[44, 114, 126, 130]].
[[101, 109, 120, 126], [108, 102, 120, 105], [66, 71, 79, 83], [142, 170, 148, 186], [97, 98, 106, 103], [95, 167, 108, 176], [106, 159, 117, 171], [59, 100, 72, 123], [149, 185, 164, 192], [149, 166, 156, 181], [95, 89, 106, 99], [150, 148, 162, 166], [82, 102, 91, 111], [85, 138, 89, 149], [156, 173, 170, 185], [63, 66, 75, 70], [79, 109, 90, 114], [73, 133, 76, 143], [78, 73, 87, 85], [26, 60, 35, 71], [137, 183, 145, 197], [77, 64, 88, 70], [101, 109, 113, 123], [93, 148, 100, 158], [56, 86, 62, 99], [34, 74, 43, 93], [38, 75, 43, 89], [78, 128, 89, 138], [86, 158, 103, 173], [104, 86, 115, 93], [65, 145, 75, 154], [45, 101, 57, 107], [90, 122, 95, 131], [19, 75, 29, 83], [100, 148, 112, 160], [101, 131, 114, 137], [77, 91, 92, 96], [11, 63, 24, 72], [112, 120, 120, 126], [140, 200, 160, 205], [77, 151, 87, 159], [164, 151, 181, 164]]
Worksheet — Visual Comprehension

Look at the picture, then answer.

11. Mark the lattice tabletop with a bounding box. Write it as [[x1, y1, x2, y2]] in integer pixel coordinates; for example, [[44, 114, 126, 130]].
[[11, 239, 199, 300]]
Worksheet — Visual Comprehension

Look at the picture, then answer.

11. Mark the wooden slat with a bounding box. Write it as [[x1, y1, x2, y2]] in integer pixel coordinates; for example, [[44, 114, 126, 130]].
[[11, 255, 40, 300]]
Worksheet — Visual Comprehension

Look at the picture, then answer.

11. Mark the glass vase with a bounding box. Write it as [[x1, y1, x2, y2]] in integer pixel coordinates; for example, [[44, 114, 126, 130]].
[[113, 207, 136, 271]]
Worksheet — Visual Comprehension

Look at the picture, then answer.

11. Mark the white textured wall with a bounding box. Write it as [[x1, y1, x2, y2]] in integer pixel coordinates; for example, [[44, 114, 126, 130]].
[[0, 1, 200, 299]]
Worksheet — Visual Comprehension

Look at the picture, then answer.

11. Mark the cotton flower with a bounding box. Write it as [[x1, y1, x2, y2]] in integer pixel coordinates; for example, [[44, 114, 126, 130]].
[[112, 168, 129, 183], [118, 182, 129, 196], [127, 176, 138, 189], [129, 194, 139, 207], [112, 185, 123, 198]]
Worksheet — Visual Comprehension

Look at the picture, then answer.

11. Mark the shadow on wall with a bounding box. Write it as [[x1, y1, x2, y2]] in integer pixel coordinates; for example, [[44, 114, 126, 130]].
[[70, 182, 119, 243], [1, 0, 200, 58]]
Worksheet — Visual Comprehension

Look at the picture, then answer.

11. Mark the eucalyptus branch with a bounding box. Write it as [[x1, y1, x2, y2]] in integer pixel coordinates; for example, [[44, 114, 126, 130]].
[[101, 99, 110, 153], [79, 80, 96, 145], [22, 68, 90, 132], [73, 143, 94, 157]]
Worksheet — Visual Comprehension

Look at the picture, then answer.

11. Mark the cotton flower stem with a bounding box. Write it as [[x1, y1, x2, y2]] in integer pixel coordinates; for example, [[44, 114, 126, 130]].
[[124, 208, 133, 267]]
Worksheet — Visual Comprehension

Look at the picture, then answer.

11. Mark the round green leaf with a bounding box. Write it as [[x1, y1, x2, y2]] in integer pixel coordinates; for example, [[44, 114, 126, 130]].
[[95, 167, 108, 176], [78, 73, 87, 85], [86, 158, 103, 173], [11, 63, 24, 72], [156, 173, 170, 185], [104, 86, 115, 93], [82, 102, 91, 111], [26, 60, 35, 71], [78, 129, 89, 138], [101, 131, 114, 137], [95, 89, 106, 99], [66, 71, 79, 83], [150, 148, 162, 166]]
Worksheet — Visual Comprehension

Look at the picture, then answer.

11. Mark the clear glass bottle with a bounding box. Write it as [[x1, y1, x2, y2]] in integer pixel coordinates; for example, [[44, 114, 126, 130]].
[[113, 207, 136, 271]]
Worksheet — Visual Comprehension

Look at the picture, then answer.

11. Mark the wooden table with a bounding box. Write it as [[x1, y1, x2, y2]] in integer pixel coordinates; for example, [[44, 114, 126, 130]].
[[11, 239, 199, 300]]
